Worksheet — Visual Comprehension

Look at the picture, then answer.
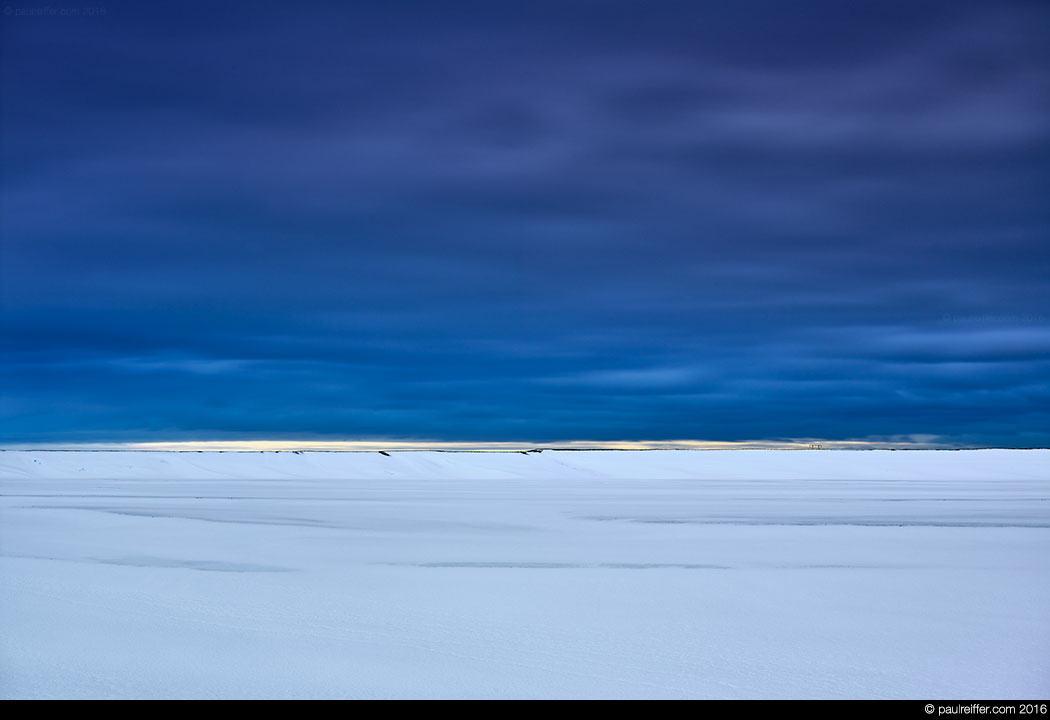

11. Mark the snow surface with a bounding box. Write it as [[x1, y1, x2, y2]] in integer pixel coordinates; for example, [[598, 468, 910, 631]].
[[1, 449, 1048, 699]]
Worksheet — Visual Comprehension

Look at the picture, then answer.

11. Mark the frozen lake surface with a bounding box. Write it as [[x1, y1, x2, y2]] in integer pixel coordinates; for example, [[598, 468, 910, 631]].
[[1, 449, 1048, 698]]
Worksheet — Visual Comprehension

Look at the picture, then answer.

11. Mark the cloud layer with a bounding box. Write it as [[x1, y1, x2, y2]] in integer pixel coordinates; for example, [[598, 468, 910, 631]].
[[2, 1, 1048, 446]]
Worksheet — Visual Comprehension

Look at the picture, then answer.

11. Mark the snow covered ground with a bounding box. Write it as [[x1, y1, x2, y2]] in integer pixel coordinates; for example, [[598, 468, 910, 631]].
[[1, 449, 1048, 699]]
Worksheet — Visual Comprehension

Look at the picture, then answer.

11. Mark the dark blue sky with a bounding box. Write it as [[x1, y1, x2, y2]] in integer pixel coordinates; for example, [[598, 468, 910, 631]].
[[2, 0, 1048, 447]]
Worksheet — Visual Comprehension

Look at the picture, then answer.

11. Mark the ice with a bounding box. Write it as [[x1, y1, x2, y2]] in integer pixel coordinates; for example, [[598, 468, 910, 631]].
[[1, 449, 1048, 698]]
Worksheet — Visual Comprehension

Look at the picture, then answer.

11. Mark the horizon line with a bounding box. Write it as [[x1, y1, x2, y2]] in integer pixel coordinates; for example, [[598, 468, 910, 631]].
[[0, 438, 1009, 452]]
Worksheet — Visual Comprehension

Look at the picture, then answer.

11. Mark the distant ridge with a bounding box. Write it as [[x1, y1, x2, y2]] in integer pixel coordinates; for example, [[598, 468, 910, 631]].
[[2, 448, 1047, 481]]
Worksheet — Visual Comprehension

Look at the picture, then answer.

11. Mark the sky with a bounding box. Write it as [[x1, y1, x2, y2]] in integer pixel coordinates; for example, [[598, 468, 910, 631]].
[[1, 0, 1048, 448]]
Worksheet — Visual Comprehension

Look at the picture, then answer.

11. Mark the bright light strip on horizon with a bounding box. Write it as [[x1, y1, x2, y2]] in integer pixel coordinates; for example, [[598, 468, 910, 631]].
[[0, 438, 948, 451]]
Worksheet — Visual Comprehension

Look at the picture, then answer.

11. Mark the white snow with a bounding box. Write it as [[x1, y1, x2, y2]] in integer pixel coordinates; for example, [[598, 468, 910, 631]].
[[1, 449, 1048, 698]]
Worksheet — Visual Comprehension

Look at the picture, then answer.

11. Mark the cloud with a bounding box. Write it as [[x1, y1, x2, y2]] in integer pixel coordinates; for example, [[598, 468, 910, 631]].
[[1, 0, 1048, 445], [539, 366, 706, 389]]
